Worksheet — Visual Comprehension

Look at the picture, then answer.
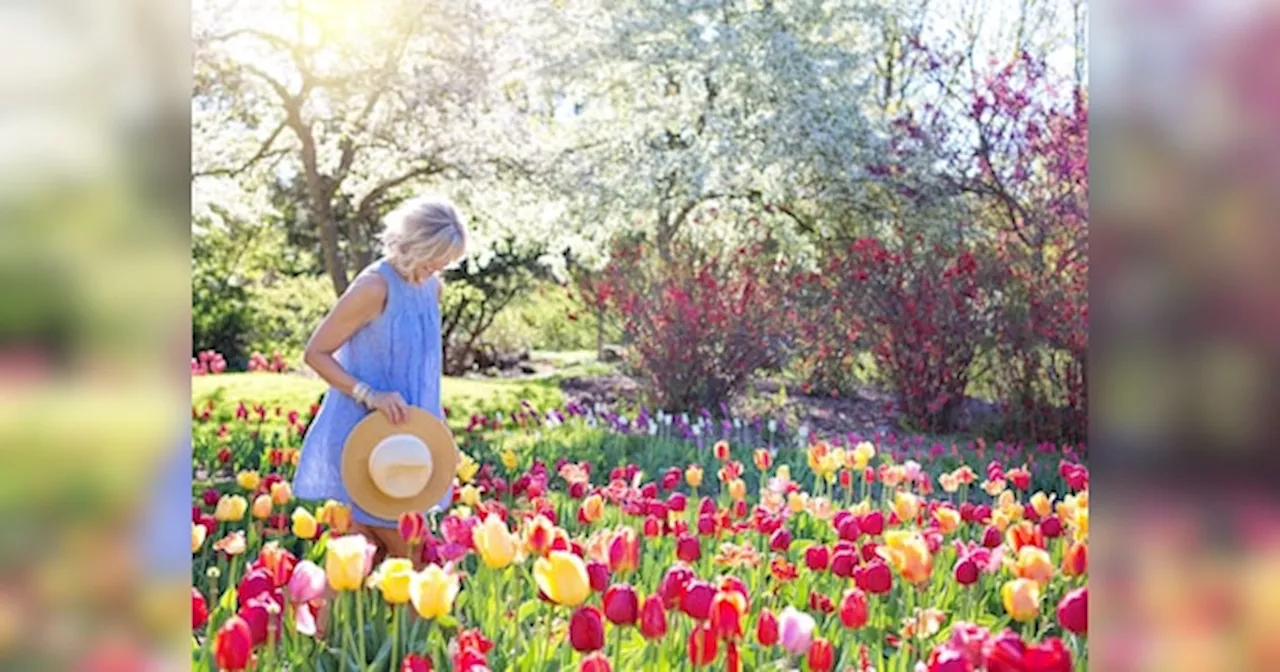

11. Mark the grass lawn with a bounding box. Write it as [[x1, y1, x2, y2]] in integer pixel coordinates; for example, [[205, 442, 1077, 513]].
[[191, 359, 613, 422]]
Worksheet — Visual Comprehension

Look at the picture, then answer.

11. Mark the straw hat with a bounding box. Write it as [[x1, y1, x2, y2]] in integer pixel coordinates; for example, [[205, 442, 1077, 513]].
[[341, 407, 459, 522]]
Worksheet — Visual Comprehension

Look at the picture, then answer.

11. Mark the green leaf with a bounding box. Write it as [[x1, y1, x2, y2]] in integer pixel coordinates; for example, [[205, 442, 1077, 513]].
[[516, 598, 541, 623], [218, 587, 238, 613], [370, 634, 394, 670]]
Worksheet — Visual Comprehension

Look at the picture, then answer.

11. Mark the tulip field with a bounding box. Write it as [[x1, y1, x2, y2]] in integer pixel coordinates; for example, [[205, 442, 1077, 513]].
[[192, 399, 1088, 671]]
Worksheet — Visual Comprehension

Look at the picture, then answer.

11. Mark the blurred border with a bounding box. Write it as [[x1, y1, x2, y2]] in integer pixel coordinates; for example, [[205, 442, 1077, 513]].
[[0, 0, 191, 668], [1092, 0, 1280, 670]]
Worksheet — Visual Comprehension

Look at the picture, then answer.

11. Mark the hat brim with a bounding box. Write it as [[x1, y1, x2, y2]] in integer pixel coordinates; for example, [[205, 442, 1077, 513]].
[[342, 407, 459, 522]]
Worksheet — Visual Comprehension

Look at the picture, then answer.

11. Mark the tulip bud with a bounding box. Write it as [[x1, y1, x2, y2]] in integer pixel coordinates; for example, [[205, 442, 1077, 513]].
[[579, 653, 612, 672], [756, 608, 779, 646], [676, 534, 701, 563], [603, 584, 640, 626], [808, 637, 835, 672], [568, 606, 606, 653], [213, 616, 253, 672], [1057, 587, 1087, 634], [687, 622, 718, 667], [804, 545, 830, 571], [839, 588, 869, 629], [680, 580, 715, 620], [639, 595, 668, 639], [192, 588, 208, 630], [954, 557, 979, 586], [586, 560, 611, 593], [769, 528, 792, 552]]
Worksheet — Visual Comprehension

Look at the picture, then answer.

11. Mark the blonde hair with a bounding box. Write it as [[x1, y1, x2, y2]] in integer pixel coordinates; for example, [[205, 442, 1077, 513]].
[[380, 194, 468, 274]]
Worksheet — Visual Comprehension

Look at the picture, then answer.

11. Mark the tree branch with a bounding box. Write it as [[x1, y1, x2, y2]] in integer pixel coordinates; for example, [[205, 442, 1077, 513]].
[[193, 120, 289, 178]]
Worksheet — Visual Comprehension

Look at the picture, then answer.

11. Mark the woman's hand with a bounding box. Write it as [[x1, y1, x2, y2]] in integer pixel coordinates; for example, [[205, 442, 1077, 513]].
[[369, 391, 410, 425]]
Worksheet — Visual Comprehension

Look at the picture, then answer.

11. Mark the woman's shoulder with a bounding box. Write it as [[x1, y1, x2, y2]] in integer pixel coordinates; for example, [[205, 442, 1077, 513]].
[[342, 268, 390, 317]]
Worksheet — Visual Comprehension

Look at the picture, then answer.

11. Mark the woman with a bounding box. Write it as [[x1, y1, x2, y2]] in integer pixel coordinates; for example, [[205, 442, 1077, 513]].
[[293, 194, 467, 564]]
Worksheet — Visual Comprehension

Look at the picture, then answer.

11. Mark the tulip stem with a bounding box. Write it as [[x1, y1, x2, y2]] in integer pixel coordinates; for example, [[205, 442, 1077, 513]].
[[355, 589, 368, 669], [391, 603, 400, 671]]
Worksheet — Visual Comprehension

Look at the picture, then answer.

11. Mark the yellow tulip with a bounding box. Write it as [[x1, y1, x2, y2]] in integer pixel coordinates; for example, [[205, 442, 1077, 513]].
[[787, 492, 809, 514], [685, 465, 704, 489], [457, 452, 479, 484], [580, 494, 605, 524], [933, 506, 961, 535], [533, 550, 590, 607], [894, 491, 921, 524], [1073, 508, 1089, 540], [1030, 492, 1054, 518], [1013, 546, 1054, 585], [236, 470, 261, 492], [214, 495, 248, 522], [460, 485, 481, 507], [192, 523, 207, 553], [991, 509, 1012, 533], [321, 501, 353, 535], [877, 530, 933, 584], [369, 558, 415, 605], [473, 515, 520, 569], [410, 564, 460, 619], [292, 507, 318, 540], [728, 478, 746, 502], [325, 534, 373, 592], [982, 479, 1007, 497], [1001, 579, 1041, 622], [775, 465, 791, 482], [849, 500, 871, 517], [852, 441, 875, 470], [271, 482, 293, 506], [252, 494, 273, 520], [501, 449, 519, 470]]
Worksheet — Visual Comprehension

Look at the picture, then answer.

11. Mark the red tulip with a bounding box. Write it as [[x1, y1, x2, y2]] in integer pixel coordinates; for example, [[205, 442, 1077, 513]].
[[860, 510, 884, 536], [698, 497, 717, 517], [718, 576, 749, 606], [586, 560, 611, 592], [202, 488, 220, 508], [1062, 541, 1088, 577], [709, 591, 747, 640], [401, 654, 433, 672], [855, 559, 893, 594], [839, 588, 869, 629], [954, 557, 979, 585], [830, 548, 856, 578], [697, 515, 717, 536], [983, 629, 1027, 672], [603, 584, 640, 626], [1057, 587, 1087, 635], [398, 511, 426, 545], [1040, 515, 1063, 538], [608, 528, 640, 574], [859, 541, 879, 563], [837, 516, 860, 542], [756, 608, 779, 646], [238, 593, 282, 646], [643, 516, 662, 538], [569, 606, 606, 653], [981, 525, 1002, 548], [959, 502, 977, 523], [923, 645, 973, 672], [804, 545, 830, 571], [809, 592, 835, 614], [687, 622, 718, 667], [731, 499, 748, 519], [192, 588, 208, 630], [639, 595, 668, 639], [681, 580, 716, 620], [237, 569, 273, 608], [1023, 637, 1073, 672], [579, 652, 612, 672], [725, 641, 742, 672], [667, 492, 688, 512], [676, 534, 701, 563], [769, 528, 792, 552], [659, 565, 695, 608], [1008, 467, 1031, 491], [808, 637, 835, 672], [213, 616, 253, 672]]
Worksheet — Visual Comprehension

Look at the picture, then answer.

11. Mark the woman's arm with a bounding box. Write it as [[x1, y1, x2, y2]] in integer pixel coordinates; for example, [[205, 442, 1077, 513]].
[[303, 273, 410, 423]]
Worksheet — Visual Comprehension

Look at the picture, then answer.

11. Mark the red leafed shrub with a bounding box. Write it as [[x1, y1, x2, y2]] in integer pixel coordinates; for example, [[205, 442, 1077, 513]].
[[834, 232, 996, 433], [602, 238, 797, 412]]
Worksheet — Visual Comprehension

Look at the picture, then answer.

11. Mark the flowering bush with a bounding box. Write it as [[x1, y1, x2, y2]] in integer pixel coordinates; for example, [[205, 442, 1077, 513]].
[[246, 351, 289, 373], [192, 349, 228, 376], [602, 237, 798, 413]]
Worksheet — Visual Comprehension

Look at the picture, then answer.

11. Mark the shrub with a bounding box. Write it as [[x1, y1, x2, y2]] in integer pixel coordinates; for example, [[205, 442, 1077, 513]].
[[832, 231, 996, 433], [602, 237, 797, 413]]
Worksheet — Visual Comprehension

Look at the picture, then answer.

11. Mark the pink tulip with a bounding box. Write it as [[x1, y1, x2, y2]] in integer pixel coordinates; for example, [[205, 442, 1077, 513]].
[[777, 606, 815, 655], [288, 560, 327, 604]]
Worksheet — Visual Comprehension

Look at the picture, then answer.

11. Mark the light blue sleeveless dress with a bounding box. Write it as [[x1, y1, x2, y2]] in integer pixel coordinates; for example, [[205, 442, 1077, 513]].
[[293, 258, 453, 529]]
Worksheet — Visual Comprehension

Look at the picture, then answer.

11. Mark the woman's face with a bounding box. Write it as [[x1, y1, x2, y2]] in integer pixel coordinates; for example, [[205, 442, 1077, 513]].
[[406, 260, 440, 285]]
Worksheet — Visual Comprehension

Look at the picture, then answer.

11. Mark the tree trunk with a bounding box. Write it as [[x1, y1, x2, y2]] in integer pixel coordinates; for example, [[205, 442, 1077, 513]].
[[289, 106, 349, 296], [347, 216, 372, 272]]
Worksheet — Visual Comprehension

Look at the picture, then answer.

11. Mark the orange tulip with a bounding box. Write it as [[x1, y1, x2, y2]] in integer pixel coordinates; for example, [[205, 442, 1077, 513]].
[[753, 449, 773, 471], [728, 479, 747, 502], [877, 530, 933, 584], [893, 491, 920, 524], [580, 494, 605, 524], [608, 527, 640, 574], [685, 465, 704, 489], [523, 515, 559, 557], [933, 506, 961, 535], [1012, 545, 1054, 585], [1062, 541, 1088, 577]]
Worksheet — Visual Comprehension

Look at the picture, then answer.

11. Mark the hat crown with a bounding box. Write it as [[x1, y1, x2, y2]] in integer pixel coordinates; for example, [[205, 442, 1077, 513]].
[[368, 434, 434, 499]]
